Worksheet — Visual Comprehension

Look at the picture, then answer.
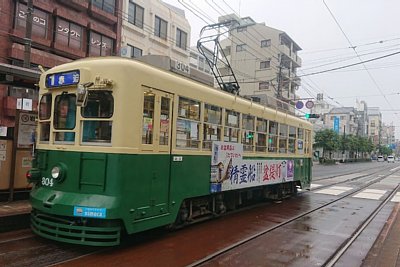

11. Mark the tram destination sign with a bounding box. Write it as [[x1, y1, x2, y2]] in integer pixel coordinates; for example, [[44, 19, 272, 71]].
[[46, 70, 80, 88]]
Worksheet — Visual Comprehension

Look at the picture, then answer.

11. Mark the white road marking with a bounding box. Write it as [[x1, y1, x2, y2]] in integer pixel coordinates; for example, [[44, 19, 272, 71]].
[[353, 189, 386, 200], [391, 192, 400, 202], [390, 166, 400, 171], [314, 186, 353, 196], [311, 183, 322, 189]]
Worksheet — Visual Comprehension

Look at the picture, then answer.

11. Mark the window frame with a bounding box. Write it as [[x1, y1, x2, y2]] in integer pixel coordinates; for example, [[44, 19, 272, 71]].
[[154, 15, 168, 40], [176, 28, 187, 50], [260, 60, 271, 69], [92, 0, 115, 14], [128, 1, 144, 28], [236, 44, 246, 52], [89, 31, 114, 56], [128, 44, 143, 58], [55, 18, 83, 49], [261, 39, 271, 47]]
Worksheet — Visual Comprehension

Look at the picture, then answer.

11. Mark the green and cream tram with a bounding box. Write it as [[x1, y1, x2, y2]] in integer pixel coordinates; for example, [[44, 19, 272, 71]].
[[28, 57, 313, 246]]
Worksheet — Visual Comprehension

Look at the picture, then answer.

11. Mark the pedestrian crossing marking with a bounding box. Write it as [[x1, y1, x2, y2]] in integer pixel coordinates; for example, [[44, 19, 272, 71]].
[[353, 189, 386, 200], [363, 189, 386, 194], [391, 192, 400, 202], [314, 186, 353, 196], [311, 183, 322, 189], [331, 186, 353, 191]]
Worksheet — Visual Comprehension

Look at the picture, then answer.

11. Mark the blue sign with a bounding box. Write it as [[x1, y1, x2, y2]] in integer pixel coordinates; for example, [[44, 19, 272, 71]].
[[295, 101, 304, 109], [46, 70, 80, 88], [333, 116, 340, 133], [73, 206, 106, 218]]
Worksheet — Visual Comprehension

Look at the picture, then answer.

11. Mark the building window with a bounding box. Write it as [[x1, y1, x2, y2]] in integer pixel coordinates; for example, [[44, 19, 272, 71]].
[[199, 57, 205, 70], [55, 18, 83, 49], [236, 44, 246, 52], [128, 1, 144, 28], [176, 28, 187, 50], [128, 44, 143, 58], [259, 82, 269, 90], [92, 0, 115, 14], [261, 39, 271, 47], [154, 16, 168, 40], [15, 2, 48, 39], [237, 26, 247, 32], [260, 60, 270, 69], [89, 31, 114, 56]]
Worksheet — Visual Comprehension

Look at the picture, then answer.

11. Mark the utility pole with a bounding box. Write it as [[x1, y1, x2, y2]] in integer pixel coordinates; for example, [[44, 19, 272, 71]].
[[23, 0, 33, 68], [277, 64, 282, 98]]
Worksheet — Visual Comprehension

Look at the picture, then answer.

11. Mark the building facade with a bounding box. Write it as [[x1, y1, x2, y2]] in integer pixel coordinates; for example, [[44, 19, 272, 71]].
[[218, 14, 302, 111], [120, 0, 190, 64], [325, 107, 358, 136], [368, 107, 382, 147], [0, 0, 122, 129]]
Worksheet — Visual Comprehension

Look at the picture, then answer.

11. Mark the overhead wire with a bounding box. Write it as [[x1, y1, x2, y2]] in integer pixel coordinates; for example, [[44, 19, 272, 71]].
[[322, 0, 399, 122]]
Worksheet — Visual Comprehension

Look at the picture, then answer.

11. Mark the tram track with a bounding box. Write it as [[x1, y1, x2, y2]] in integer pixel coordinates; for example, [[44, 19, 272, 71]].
[[323, 183, 400, 267], [312, 163, 391, 182], [188, 166, 400, 266], [2, 165, 399, 266], [309, 163, 398, 192]]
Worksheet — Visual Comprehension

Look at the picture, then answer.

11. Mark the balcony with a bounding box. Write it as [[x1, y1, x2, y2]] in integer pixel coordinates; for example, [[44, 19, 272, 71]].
[[279, 44, 302, 67], [293, 76, 301, 86]]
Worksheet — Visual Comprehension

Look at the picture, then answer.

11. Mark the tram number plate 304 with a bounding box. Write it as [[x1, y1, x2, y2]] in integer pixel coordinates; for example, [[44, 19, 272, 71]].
[[41, 177, 54, 187]]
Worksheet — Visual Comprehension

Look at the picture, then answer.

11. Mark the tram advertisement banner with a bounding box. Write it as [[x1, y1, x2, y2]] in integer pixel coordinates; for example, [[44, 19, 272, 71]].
[[210, 141, 294, 193]]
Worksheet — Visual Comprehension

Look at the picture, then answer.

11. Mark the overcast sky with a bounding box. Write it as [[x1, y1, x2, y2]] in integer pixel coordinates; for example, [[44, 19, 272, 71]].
[[163, 0, 400, 138]]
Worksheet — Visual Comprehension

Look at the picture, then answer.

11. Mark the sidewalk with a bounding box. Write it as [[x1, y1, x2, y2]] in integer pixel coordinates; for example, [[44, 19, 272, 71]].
[[0, 200, 31, 232], [362, 203, 400, 266]]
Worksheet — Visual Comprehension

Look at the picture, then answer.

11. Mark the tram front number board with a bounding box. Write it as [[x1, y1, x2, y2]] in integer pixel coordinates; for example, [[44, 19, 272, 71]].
[[46, 70, 80, 88]]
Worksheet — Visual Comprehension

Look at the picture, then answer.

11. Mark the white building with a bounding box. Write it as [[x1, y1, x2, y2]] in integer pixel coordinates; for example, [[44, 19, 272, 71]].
[[120, 0, 191, 64], [368, 107, 382, 147], [218, 14, 302, 111]]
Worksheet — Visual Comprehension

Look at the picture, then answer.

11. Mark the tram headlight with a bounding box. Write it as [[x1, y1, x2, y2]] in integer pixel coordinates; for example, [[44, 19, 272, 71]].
[[50, 163, 67, 181], [51, 166, 61, 179]]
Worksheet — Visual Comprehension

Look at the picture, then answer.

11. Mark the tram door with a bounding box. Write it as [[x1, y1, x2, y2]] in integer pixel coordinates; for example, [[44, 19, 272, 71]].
[[139, 88, 173, 219]]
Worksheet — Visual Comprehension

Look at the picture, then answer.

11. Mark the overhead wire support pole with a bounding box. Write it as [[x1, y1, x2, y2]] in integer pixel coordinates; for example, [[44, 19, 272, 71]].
[[23, 0, 33, 68], [197, 19, 241, 94]]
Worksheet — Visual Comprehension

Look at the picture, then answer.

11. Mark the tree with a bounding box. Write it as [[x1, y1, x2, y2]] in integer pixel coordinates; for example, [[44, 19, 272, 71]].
[[379, 145, 393, 156], [314, 129, 340, 159]]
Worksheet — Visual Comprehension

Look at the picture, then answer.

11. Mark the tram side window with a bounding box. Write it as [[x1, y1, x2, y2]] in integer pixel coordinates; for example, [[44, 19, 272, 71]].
[[268, 121, 278, 153], [159, 97, 170, 146], [297, 128, 304, 153], [256, 118, 267, 152], [279, 124, 288, 153], [242, 115, 254, 152], [141, 92, 155, 144], [54, 93, 76, 142], [224, 109, 240, 143], [39, 94, 52, 142], [288, 126, 296, 154], [176, 97, 200, 149], [203, 104, 222, 150], [305, 130, 311, 154], [81, 90, 113, 143]]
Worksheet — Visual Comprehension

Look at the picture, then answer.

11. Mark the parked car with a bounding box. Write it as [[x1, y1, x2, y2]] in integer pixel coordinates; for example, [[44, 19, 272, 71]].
[[371, 155, 377, 160], [377, 156, 385, 162], [387, 155, 395, 163]]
